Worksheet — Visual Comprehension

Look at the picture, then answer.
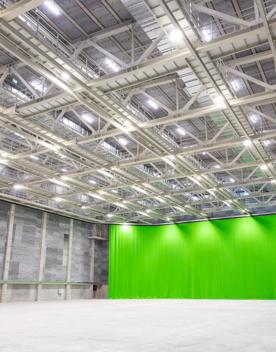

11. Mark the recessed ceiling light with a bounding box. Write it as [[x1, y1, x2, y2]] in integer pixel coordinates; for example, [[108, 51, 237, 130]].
[[229, 177, 235, 183], [118, 137, 128, 146], [214, 164, 221, 169], [0, 150, 9, 158], [230, 79, 241, 92], [13, 184, 24, 190], [89, 179, 96, 185], [81, 113, 94, 124], [147, 99, 158, 110], [61, 168, 68, 172], [146, 209, 151, 213], [54, 197, 62, 202], [104, 58, 120, 72], [61, 72, 70, 80], [44, 0, 61, 16], [166, 217, 171, 221], [30, 79, 45, 93], [243, 139, 252, 147], [176, 127, 186, 136], [202, 28, 212, 42], [168, 28, 183, 43], [107, 213, 113, 218], [81, 205, 87, 209], [30, 155, 39, 160], [212, 95, 225, 105], [260, 164, 268, 170], [248, 112, 259, 124]]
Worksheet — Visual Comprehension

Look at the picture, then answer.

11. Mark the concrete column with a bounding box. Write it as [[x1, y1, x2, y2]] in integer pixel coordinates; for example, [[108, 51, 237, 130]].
[[89, 238, 95, 298], [1, 204, 15, 303], [65, 218, 74, 300], [36, 212, 48, 301]]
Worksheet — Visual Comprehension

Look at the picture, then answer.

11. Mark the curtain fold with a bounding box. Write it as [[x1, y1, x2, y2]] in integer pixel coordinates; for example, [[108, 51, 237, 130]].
[[109, 216, 276, 299]]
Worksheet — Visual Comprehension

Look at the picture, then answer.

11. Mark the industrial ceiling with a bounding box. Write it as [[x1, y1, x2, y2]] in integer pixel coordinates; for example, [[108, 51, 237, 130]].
[[0, 0, 276, 224]]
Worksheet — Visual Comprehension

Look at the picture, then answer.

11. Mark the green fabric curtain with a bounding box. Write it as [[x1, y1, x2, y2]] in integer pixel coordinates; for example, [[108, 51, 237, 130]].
[[109, 215, 276, 299]]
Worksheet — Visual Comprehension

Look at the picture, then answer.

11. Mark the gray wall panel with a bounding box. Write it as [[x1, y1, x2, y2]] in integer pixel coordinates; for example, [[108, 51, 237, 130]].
[[71, 220, 91, 283], [9, 206, 42, 281]]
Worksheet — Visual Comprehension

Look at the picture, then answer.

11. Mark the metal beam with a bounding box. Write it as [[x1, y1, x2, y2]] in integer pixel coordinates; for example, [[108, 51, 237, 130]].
[[0, 0, 44, 20], [192, 3, 255, 27], [37, 212, 47, 301]]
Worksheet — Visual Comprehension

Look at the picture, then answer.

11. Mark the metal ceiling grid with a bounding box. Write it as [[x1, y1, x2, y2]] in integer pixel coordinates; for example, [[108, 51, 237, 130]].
[[1, 0, 276, 223]]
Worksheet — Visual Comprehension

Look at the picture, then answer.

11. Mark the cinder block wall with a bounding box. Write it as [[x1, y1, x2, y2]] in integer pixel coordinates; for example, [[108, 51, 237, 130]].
[[0, 200, 109, 303]]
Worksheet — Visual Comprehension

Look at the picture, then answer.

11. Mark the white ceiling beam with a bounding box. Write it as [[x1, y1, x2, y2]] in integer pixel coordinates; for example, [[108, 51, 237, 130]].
[[135, 32, 165, 65], [225, 66, 276, 91], [256, 0, 276, 71], [192, 3, 256, 27], [0, 0, 44, 20], [73, 20, 133, 46]]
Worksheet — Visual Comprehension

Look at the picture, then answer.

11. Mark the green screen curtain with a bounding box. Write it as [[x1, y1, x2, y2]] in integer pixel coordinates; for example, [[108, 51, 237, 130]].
[[109, 215, 276, 299]]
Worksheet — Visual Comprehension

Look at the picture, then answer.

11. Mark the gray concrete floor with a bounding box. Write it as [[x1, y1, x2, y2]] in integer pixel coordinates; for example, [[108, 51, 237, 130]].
[[0, 299, 276, 351]]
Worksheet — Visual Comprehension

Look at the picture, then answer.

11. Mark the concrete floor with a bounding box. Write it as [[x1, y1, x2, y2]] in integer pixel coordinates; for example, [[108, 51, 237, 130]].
[[0, 300, 276, 351]]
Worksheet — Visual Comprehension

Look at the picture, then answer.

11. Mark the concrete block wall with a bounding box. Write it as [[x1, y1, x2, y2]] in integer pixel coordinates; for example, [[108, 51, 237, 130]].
[[0, 200, 109, 303]]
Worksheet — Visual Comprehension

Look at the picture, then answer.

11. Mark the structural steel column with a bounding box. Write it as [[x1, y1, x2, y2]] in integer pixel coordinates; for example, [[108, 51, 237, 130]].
[[65, 219, 74, 300], [36, 212, 48, 301], [89, 238, 96, 298], [1, 204, 15, 303]]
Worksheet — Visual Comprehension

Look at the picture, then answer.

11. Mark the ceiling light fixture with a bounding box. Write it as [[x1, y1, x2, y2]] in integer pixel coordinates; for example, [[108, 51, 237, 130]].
[[147, 99, 159, 110], [202, 28, 212, 42], [107, 213, 113, 218], [61, 72, 70, 80], [54, 197, 63, 202], [44, 0, 61, 16], [168, 28, 183, 43], [30, 155, 39, 160], [118, 137, 128, 146], [13, 184, 24, 190], [30, 79, 45, 93], [0, 150, 9, 158], [243, 139, 252, 147], [104, 58, 120, 72], [212, 95, 225, 106], [230, 79, 242, 92], [248, 112, 259, 124], [260, 164, 268, 171], [81, 113, 94, 124], [176, 127, 186, 136]]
